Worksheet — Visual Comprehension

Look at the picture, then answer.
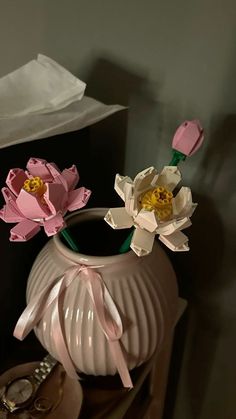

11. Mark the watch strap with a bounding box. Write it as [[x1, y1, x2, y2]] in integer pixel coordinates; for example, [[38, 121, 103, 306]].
[[33, 354, 57, 385]]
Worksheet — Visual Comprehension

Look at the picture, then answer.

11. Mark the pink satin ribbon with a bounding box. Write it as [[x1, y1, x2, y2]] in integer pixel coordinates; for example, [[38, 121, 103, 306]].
[[14, 264, 133, 389]]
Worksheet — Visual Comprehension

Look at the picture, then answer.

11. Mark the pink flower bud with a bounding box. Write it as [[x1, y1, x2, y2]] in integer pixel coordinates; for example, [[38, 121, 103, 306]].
[[172, 120, 204, 156]]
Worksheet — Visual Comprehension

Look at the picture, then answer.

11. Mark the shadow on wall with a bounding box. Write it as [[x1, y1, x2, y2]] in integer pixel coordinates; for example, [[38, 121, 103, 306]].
[[85, 56, 168, 176], [196, 114, 236, 198], [164, 115, 236, 419], [85, 56, 148, 205], [85, 55, 150, 106], [85, 56, 143, 206], [164, 193, 224, 419]]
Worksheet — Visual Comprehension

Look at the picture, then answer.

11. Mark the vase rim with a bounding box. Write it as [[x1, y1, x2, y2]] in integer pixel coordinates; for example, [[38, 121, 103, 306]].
[[53, 207, 139, 266]]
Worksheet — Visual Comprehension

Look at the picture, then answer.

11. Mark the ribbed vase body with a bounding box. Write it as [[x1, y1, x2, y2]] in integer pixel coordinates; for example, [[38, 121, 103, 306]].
[[27, 208, 178, 376]]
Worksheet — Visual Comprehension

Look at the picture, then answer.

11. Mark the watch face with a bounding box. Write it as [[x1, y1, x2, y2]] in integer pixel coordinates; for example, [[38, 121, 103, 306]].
[[5, 378, 33, 406]]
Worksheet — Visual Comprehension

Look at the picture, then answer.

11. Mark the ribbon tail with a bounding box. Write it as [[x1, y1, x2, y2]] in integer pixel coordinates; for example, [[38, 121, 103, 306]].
[[109, 340, 133, 389], [13, 266, 77, 342], [13, 282, 53, 340], [83, 269, 133, 389], [51, 276, 79, 380]]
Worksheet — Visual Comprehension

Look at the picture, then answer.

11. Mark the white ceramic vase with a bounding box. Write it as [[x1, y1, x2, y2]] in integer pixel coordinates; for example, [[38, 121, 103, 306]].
[[26, 208, 178, 376]]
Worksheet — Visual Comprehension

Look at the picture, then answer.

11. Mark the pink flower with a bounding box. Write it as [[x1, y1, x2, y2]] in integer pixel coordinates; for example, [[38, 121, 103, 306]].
[[172, 120, 204, 156], [0, 158, 91, 241]]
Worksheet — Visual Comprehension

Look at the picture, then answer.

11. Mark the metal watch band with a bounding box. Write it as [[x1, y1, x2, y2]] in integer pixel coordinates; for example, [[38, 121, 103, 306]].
[[33, 354, 57, 385]]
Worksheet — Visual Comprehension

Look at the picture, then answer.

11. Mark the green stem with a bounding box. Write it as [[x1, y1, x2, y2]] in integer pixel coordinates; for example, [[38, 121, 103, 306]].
[[60, 227, 79, 252], [169, 150, 186, 166], [119, 228, 134, 254]]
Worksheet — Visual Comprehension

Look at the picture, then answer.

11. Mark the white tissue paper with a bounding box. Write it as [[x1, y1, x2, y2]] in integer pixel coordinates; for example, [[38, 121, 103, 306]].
[[0, 54, 86, 118], [0, 54, 125, 149]]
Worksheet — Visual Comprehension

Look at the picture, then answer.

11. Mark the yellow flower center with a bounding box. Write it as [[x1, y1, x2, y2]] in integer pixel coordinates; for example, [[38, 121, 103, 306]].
[[140, 186, 173, 220], [23, 176, 46, 196]]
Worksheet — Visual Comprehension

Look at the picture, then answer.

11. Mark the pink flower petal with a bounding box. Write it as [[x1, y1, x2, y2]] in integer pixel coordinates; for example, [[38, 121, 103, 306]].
[[67, 187, 91, 212], [172, 120, 204, 157], [46, 162, 68, 191], [6, 168, 28, 196], [46, 162, 62, 178], [43, 213, 66, 236], [44, 183, 67, 215], [16, 189, 51, 219], [10, 220, 40, 241], [0, 203, 25, 223], [61, 165, 79, 191], [1, 187, 26, 222], [26, 158, 53, 181], [2, 187, 17, 204]]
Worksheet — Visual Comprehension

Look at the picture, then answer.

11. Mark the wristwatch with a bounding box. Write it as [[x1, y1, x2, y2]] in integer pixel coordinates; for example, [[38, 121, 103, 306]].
[[0, 354, 57, 413]]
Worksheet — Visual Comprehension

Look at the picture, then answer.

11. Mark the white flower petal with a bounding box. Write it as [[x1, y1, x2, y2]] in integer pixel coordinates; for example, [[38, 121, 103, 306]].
[[156, 217, 192, 235], [159, 231, 189, 252], [172, 187, 196, 217], [134, 209, 159, 233], [155, 166, 181, 191], [114, 174, 133, 201], [133, 167, 158, 195], [124, 181, 138, 216], [130, 227, 155, 257], [104, 207, 133, 229]]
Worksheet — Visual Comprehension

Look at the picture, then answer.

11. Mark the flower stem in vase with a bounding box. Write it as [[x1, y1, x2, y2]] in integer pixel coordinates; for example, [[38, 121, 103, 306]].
[[60, 228, 79, 252], [119, 228, 134, 254]]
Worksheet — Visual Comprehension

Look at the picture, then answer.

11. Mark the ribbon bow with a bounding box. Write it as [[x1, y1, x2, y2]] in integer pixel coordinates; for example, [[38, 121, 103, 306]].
[[14, 264, 133, 389]]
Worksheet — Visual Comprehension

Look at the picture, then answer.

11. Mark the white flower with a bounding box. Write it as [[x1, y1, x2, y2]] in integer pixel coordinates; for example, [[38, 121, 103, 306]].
[[104, 166, 196, 257]]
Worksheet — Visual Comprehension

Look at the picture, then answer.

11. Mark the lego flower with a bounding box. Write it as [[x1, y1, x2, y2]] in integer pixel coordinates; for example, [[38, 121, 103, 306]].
[[0, 158, 91, 241], [104, 166, 196, 257]]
